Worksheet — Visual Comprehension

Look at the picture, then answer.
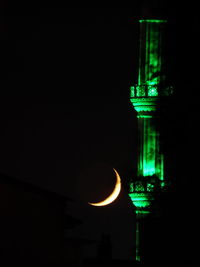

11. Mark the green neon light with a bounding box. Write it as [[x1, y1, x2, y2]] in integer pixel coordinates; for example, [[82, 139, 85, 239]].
[[139, 19, 167, 23], [130, 181, 155, 193], [129, 193, 152, 209], [130, 86, 135, 97], [148, 86, 158, 97], [129, 18, 171, 262], [130, 85, 159, 97], [130, 85, 173, 98], [137, 19, 167, 96], [129, 19, 167, 185], [138, 117, 164, 181], [135, 210, 150, 216], [130, 98, 157, 113]]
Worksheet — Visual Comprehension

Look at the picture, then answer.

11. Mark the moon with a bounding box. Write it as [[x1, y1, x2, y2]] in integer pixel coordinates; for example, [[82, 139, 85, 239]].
[[88, 169, 121, 207]]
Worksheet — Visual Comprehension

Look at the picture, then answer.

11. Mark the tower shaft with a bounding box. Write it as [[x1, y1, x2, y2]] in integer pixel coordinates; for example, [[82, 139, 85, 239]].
[[138, 20, 167, 87], [137, 115, 164, 182]]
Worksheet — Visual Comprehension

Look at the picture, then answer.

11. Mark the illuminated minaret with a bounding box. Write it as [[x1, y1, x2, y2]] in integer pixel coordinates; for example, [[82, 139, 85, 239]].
[[129, 19, 173, 262]]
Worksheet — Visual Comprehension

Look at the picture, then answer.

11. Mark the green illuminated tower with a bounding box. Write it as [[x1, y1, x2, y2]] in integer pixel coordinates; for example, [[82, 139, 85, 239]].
[[129, 19, 173, 262]]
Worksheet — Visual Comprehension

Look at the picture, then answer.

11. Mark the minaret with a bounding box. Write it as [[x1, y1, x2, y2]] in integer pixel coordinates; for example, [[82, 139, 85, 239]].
[[129, 19, 173, 262]]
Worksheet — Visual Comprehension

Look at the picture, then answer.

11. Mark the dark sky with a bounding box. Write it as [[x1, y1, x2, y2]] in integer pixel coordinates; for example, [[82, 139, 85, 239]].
[[1, 7, 141, 196], [1, 4, 200, 260]]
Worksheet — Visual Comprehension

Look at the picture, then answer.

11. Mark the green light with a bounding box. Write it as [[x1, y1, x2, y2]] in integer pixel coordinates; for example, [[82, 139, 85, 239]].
[[128, 107, 165, 186], [130, 86, 135, 97], [137, 19, 167, 96], [139, 19, 167, 23], [130, 98, 157, 113], [131, 18, 169, 185], [147, 183, 155, 192], [135, 210, 150, 216], [138, 116, 164, 181], [129, 193, 152, 209], [128, 18, 171, 262], [147, 86, 158, 97]]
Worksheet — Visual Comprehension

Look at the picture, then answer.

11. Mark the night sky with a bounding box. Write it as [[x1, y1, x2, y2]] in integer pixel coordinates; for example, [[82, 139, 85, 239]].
[[1, 3, 200, 262]]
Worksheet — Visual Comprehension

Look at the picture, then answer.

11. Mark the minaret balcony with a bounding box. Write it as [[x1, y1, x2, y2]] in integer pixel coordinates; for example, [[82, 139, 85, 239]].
[[129, 176, 162, 216], [130, 84, 173, 114], [130, 84, 173, 98]]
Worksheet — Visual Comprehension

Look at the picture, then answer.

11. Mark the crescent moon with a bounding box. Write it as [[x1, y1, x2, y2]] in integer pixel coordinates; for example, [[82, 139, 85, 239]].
[[88, 169, 121, 207]]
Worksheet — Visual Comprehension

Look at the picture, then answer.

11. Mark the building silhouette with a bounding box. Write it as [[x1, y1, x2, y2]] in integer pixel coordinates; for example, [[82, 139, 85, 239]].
[[0, 172, 86, 266], [97, 233, 112, 261]]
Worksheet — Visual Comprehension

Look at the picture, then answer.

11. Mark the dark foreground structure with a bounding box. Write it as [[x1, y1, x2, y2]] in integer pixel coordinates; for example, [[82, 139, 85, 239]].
[[0, 172, 76, 266]]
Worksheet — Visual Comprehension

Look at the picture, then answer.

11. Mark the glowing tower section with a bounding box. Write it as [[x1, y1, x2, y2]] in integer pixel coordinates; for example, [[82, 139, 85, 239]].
[[129, 20, 173, 262]]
